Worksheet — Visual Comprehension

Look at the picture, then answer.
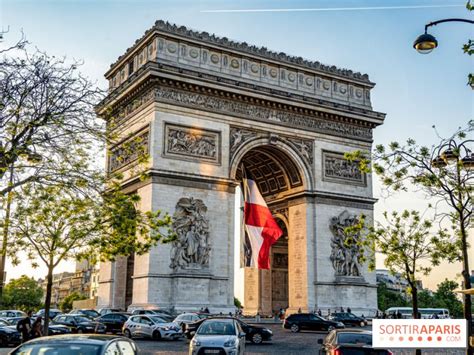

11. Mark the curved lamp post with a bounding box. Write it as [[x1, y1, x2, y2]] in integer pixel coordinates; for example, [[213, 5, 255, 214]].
[[413, 18, 474, 54]]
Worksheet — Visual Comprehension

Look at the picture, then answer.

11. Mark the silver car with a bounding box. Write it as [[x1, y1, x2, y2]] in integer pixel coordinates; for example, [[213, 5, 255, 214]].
[[189, 318, 245, 355], [123, 315, 181, 340]]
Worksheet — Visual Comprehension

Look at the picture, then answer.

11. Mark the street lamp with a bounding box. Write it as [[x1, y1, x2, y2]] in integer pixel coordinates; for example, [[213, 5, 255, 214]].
[[413, 18, 474, 54]]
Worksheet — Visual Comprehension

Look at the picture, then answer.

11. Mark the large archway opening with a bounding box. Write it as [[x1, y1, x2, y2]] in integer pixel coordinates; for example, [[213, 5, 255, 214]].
[[233, 143, 307, 316]]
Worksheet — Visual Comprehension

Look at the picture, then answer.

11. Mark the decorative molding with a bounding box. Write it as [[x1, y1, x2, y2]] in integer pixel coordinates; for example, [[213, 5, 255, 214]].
[[284, 137, 314, 169], [170, 197, 210, 271], [322, 150, 366, 186], [163, 123, 221, 164], [107, 128, 149, 173], [230, 127, 260, 156], [110, 20, 372, 85], [156, 86, 373, 142]]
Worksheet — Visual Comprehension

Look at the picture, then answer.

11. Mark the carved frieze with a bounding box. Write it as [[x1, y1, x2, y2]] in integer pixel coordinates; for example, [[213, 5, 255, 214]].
[[164, 123, 220, 164], [108, 129, 149, 172], [329, 210, 364, 278], [170, 197, 210, 271], [284, 137, 314, 168], [230, 127, 259, 156], [322, 151, 366, 186], [156, 86, 373, 141]]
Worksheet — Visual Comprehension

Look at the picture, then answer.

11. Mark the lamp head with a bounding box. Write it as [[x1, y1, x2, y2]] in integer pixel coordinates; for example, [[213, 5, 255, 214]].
[[413, 33, 438, 54]]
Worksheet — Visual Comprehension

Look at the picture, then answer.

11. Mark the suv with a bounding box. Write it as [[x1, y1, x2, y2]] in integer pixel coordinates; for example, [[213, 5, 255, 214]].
[[283, 313, 344, 333], [328, 312, 367, 327], [95, 313, 130, 334]]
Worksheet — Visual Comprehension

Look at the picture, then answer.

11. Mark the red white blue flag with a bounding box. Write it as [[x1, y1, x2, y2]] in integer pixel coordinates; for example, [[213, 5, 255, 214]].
[[241, 169, 283, 269]]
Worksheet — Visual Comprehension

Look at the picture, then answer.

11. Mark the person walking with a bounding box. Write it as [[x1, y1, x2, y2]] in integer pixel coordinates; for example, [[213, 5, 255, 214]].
[[317, 309, 322, 317], [16, 311, 33, 343], [30, 316, 43, 339], [347, 307, 352, 313]]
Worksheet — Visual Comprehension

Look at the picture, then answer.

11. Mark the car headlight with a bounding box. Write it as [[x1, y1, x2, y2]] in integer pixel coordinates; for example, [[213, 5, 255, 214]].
[[223, 339, 237, 347], [191, 338, 201, 346]]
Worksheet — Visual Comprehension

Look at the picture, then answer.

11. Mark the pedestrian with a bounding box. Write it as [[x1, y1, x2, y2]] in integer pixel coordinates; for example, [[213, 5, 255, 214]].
[[204, 307, 210, 314], [340, 306, 344, 312], [16, 310, 33, 343], [317, 309, 322, 317], [327, 308, 331, 316], [297, 307, 302, 314], [382, 312, 386, 319], [30, 316, 43, 339], [347, 307, 351, 313], [256, 312, 261, 322]]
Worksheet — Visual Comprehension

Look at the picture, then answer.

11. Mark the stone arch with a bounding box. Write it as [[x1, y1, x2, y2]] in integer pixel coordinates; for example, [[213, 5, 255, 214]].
[[229, 136, 313, 192]]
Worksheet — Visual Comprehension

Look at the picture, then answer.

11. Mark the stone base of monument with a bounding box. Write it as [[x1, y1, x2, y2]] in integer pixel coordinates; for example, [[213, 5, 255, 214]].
[[334, 275, 367, 284]]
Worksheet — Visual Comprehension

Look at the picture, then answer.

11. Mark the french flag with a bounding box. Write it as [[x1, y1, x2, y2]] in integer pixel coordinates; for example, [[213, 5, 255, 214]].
[[241, 169, 283, 269]]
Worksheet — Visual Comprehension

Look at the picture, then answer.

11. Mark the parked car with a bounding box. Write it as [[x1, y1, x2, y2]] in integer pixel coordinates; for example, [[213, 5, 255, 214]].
[[123, 315, 181, 340], [130, 309, 174, 322], [185, 317, 272, 344], [189, 318, 246, 355], [53, 314, 106, 334], [98, 308, 123, 316], [35, 308, 63, 320], [95, 312, 130, 334], [0, 325, 21, 347], [0, 319, 11, 327], [47, 324, 72, 336], [328, 312, 368, 327], [0, 311, 25, 319], [283, 313, 344, 333], [173, 312, 206, 332], [69, 309, 100, 319], [9, 334, 137, 354], [318, 329, 393, 355]]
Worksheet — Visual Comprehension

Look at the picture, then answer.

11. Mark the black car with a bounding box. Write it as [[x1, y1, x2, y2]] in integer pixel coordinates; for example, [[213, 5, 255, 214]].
[[53, 314, 106, 334], [95, 313, 130, 334], [10, 334, 137, 354], [35, 308, 63, 320], [69, 309, 100, 320], [283, 313, 344, 333], [318, 329, 392, 355], [328, 312, 368, 327], [185, 317, 273, 344], [0, 325, 21, 347]]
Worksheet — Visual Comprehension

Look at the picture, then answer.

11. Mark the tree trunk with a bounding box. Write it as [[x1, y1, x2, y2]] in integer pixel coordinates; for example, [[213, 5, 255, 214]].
[[460, 221, 472, 355], [411, 285, 421, 355], [43, 265, 54, 336]]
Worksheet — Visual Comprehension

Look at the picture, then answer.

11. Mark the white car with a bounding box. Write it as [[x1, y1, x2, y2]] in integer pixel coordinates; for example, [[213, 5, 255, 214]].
[[123, 315, 181, 340], [0, 310, 26, 318], [189, 318, 245, 355], [174, 312, 205, 331]]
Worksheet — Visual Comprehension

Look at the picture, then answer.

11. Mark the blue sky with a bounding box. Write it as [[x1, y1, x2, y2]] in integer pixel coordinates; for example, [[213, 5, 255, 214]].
[[1, 0, 473, 291]]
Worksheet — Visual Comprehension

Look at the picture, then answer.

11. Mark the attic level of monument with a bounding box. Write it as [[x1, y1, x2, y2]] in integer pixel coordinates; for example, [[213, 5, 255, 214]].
[[101, 21, 386, 116]]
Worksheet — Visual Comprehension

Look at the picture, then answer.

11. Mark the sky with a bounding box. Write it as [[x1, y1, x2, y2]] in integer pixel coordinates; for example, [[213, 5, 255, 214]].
[[1, 0, 473, 298]]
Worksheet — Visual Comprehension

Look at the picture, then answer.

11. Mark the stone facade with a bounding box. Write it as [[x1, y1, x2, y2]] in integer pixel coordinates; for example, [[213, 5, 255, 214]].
[[96, 21, 385, 315]]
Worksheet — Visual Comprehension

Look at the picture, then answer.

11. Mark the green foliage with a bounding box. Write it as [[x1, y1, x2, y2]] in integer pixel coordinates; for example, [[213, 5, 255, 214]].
[[416, 289, 435, 308], [1, 275, 43, 311], [377, 282, 409, 311], [433, 279, 463, 318], [465, 1, 474, 87], [59, 292, 87, 313], [234, 297, 242, 309]]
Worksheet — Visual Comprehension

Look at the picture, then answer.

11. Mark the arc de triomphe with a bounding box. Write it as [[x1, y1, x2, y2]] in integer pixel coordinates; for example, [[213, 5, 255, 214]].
[[96, 20, 385, 315]]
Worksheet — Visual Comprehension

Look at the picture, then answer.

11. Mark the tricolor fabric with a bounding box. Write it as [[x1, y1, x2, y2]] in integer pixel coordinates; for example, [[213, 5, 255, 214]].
[[241, 169, 283, 269]]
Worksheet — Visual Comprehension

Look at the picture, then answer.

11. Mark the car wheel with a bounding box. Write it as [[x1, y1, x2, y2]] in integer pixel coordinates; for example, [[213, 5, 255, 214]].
[[290, 324, 300, 333], [153, 330, 162, 340], [124, 329, 132, 339], [251, 333, 263, 344], [327, 326, 335, 332]]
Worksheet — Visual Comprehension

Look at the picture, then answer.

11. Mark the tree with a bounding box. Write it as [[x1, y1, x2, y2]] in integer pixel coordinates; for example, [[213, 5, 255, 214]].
[[416, 289, 435, 309], [346, 123, 473, 334], [59, 292, 86, 313], [367, 210, 456, 355], [1, 275, 43, 311], [377, 282, 409, 311], [433, 279, 464, 318], [234, 297, 242, 309], [9, 182, 174, 334]]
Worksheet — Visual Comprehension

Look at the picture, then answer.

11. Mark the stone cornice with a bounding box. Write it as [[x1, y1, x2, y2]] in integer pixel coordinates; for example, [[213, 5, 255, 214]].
[[108, 20, 372, 86]]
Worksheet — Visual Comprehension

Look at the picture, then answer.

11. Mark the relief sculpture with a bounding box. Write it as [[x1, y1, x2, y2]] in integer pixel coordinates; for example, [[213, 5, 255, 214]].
[[165, 124, 219, 163], [170, 197, 210, 270], [329, 210, 364, 278], [323, 151, 365, 185]]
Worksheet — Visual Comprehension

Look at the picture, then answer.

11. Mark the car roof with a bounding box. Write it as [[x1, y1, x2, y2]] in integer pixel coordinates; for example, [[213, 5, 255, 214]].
[[21, 334, 126, 345], [202, 318, 235, 323], [334, 329, 372, 335], [101, 312, 130, 316]]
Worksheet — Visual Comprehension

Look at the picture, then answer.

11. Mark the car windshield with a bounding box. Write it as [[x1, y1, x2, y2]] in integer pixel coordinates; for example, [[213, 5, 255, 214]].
[[82, 311, 99, 318], [12, 343, 102, 355], [197, 321, 235, 335], [74, 316, 92, 323], [337, 333, 372, 345], [149, 316, 166, 324]]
